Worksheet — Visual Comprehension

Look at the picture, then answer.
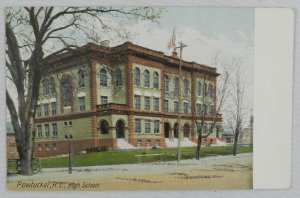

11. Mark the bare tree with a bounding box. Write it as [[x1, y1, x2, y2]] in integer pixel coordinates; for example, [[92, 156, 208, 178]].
[[6, 6, 163, 175], [194, 68, 230, 160], [224, 62, 248, 156]]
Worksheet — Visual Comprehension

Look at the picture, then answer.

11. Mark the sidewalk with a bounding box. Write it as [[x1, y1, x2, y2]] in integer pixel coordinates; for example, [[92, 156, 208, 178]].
[[8, 153, 253, 183]]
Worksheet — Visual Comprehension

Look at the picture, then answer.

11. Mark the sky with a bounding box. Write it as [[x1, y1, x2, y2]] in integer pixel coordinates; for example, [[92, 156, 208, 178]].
[[111, 7, 254, 70]]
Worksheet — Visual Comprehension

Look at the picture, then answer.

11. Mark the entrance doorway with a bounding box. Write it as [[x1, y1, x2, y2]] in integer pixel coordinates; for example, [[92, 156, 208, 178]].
[[164, 122, 170, 138], [116, 119, 125, 138], [174, 123, 179, 138]]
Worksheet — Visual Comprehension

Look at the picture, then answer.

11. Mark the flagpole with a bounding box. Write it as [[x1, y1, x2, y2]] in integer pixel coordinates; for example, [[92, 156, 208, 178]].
[[175, 42, 187, 165]]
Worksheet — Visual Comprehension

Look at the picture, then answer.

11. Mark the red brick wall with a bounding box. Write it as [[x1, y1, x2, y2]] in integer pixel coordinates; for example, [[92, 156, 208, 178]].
[[129, 137, 166, 148], [7, 135, 19, 160]]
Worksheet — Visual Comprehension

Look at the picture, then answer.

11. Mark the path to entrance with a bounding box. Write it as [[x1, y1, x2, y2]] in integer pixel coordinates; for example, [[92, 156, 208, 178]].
[[8, 153, 253, 190]]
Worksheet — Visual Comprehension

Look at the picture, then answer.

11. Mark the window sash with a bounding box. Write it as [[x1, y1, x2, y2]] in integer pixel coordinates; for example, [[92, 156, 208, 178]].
[[165, 100, 169, 112], [154, 98, 159, 111], [134, 68, 140, 86], [79, 97, 86, 111], [154, 120, 160, 133], [184, 102, 189, 113], [197, 82, 201, 96], [45, 124, 50, 137], [51, 102, 56, 115], [135, 119, 141, 133], [135, 95, 141, 109], [153, 73, 159, 89], [101, 96, 108, 104], [144, 72, 150, 88], [144, 97, 150, 110], [43, 104, 49, 116], [52, 124, 58, 137], [37, 125, 42, 137], [145, 120, 151, 133], [174, 101, 179, 112]]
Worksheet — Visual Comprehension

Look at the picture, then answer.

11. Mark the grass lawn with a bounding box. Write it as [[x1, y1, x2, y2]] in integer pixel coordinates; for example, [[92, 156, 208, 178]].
[[40, 145, 252, 168]]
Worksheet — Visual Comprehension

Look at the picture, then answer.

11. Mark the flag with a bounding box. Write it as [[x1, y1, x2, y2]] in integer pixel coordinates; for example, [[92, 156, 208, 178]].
[[167, 28, 176, 50]]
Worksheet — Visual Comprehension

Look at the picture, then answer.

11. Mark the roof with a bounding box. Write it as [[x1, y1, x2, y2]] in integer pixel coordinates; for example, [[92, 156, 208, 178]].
[[45, 41, 219, 77], [6, 121, 14, 134]]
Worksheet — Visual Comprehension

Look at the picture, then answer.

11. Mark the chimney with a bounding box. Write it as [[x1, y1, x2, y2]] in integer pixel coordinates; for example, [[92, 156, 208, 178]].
[[99, 40, 110, 47], [172, 50, 178, 58]]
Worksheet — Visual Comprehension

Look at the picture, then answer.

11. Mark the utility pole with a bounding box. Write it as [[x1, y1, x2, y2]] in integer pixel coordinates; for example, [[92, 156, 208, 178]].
[[175, 42, 187, 165]]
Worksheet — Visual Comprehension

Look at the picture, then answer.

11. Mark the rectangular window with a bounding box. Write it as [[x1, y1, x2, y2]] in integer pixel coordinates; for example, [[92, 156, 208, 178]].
[[203, 104, 207, 115], [156, 140, 160, 148], [45, 124, 50, 137], [210, 105, 214, 115], [135, 95, 141, 109], [174, 101, 179, 113], [144, 96, 150, 110], [184, 102, 189, 113], [101, 96, 108, 104], [154, 120, 160, 133], [37, 125, 42, 137], [147, 140, 151, 148], [43, 103, 49, 116], [165, 100, 169, 113], [135, 119, 141, 133], [51, 102, 57, 115], [154, 97, 159, 111], [145, 120, 151, 134], [79, 96, 86, 111], [52, 123, 58, 137], [197, 103, 202, 115], [137, 140, 142, 148], [197, 82, 201, 96], [36, 105, 42, 117], [165, 78, 169, 93], [203, 123, 207, 135]]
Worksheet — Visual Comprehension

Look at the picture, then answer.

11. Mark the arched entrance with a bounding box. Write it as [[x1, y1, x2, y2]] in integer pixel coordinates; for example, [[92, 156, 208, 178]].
[[183, 123, 190, 138], [174, 123, 179, 138], [164, 122, 170, 138], [116, 119, 125, 138]]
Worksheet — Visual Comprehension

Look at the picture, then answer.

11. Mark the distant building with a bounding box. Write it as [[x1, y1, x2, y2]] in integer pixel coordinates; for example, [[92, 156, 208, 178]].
[[6, 122, 19, 160], [222, 128, 234, 144], [239, 128, 253, 144], [34, 41, 223, 157]]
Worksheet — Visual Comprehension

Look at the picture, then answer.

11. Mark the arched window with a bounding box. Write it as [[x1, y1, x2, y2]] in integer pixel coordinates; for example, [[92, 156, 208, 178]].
[[165, 75, 169, 92], [174, 77, 179, 92], [115, 68, 122, 86], [144, 70, 150, 88], [49, 78, 56, 94], [153, 72, 159, 89], [134, 67, 140, 86], [184, 79, 189, 95], [78, 69, 85, 88], [100, 68, 108, 86], [43, 79, 49, 95], [62, 79, 72, 107], [100, 120, 109, 134], [209, 84, 214, 98], [197, 82, 201, 96], [203, 83, 207, 97]]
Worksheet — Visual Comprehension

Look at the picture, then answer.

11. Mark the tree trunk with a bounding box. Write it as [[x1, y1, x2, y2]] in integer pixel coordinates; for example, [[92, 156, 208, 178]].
[[18, 119, 34, 175], [196, 132, 202, 160], [232, 130, 239, 156], [20, 148, 33, 175]]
